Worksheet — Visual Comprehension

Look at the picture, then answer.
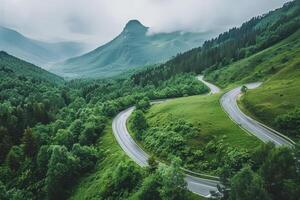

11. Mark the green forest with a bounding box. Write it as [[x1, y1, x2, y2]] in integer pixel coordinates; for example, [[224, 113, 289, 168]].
[[1, 1, 300, 200], [0, 52, 208, 199]]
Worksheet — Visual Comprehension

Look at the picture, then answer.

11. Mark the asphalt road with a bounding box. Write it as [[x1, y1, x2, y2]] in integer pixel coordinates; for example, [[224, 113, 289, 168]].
[[112, 77, 294, 198], [197, 75, 220, 94], [112, 106, 148, 167], [112, 76, 221, 197], [220, 83, 294, 147], [112, 106, 220, 197]]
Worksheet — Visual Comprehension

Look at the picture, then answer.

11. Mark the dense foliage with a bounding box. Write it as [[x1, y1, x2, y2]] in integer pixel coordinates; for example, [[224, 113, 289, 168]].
[[1, 2, 300, 200], [0, 70, 65, 163], [275, 108, 300, 137], [130, 108, 250, 175], [93, 158, 188, 200], [215, 142, 300, 200], [0, 52, 207, 199]]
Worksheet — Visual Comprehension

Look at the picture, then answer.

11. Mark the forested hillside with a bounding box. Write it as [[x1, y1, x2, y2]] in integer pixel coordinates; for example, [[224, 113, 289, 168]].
[[0, 53, 207, 199], [132, 1, 300, 86], [1, 1, 300, 200], [205, 30, 300, 86], [0, 51, 64, 84]]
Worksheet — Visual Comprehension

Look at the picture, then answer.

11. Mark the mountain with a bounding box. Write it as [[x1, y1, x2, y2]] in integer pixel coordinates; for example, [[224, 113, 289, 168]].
[[0, 26, 85, 68], [51, 20, 215, 78], [132, 1, 300, 86], [0, 51, 64, 84]]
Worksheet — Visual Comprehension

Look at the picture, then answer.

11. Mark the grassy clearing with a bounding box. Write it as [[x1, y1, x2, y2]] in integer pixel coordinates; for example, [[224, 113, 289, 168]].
[[146, 94, 260, 150]]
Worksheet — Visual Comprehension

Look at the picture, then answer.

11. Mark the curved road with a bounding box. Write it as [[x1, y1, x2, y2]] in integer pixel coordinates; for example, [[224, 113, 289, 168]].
[[220, 83, 294, 147], [112, 76, 294, 197], [112, 76, 220, 197], [197, 75, 220, 94]]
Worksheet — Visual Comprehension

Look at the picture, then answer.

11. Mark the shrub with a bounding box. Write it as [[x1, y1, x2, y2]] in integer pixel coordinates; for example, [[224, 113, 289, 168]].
[[275, 108, 300, 137]]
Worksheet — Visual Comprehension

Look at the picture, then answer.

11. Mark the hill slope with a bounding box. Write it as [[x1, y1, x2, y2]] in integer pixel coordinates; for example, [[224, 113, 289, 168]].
[[0, 51, 64, 84], [198, 18, 300, 141], [128, 0, 300, 141], [232, 30, 300, 140], [132, 1, 300, 86], [51, 20, 214, 78], [205, 29, 300, 87], [132, 94, 260, 175], [0, 26, 85, 67]]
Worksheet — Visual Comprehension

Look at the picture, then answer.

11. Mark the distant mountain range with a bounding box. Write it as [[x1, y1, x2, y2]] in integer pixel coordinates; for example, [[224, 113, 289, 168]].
[[50, 20, 215, 78], [0, 26, 86, 68], [0, 51, 63, 84]]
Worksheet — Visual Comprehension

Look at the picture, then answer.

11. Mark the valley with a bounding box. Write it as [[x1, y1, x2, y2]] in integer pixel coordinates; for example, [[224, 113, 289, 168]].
[[0, 1, 300, 200]]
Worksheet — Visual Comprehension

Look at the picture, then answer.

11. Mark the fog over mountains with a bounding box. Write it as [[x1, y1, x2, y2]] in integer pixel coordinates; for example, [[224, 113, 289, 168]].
[[50, 20, 215, 78], [0, 26, 86, 68]]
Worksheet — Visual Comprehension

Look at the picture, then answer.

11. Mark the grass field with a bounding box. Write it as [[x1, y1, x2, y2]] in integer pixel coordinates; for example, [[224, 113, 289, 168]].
[[205, 30, 300, 88], [241, 59, 300, 141], [146, 94, 260, 150], [204, 29, 300, 141], [128, 93, 261, 175]]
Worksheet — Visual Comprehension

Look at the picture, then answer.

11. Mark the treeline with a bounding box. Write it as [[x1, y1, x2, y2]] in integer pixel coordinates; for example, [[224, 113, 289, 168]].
[[131, 1, 300, 86], [67, 73, 208, 117]]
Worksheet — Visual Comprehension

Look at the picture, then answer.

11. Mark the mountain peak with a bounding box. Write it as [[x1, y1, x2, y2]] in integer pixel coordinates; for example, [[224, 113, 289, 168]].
[[0, 51, 9, 56], [123, 20, 148, 33]]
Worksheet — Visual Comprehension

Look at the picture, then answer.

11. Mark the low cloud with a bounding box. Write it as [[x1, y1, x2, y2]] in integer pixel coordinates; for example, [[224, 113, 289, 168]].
[[0, 0, 290, 48]]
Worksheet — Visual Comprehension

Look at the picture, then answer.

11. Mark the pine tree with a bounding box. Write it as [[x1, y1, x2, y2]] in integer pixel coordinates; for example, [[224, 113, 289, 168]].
[[21, 128, 38, 157]]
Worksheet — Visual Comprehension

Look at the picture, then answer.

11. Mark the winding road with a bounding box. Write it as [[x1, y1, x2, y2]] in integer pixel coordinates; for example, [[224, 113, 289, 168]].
[[220, 83, 294, 147], [197, 75, 220, 94], [112, 75, 294, 197], [112, 75, 220, 197], [112, 104, 220, 197]]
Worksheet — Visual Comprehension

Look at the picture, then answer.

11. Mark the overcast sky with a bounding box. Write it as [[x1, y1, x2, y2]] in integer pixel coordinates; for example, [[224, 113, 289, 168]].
[[0, 0, 290, 48]]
